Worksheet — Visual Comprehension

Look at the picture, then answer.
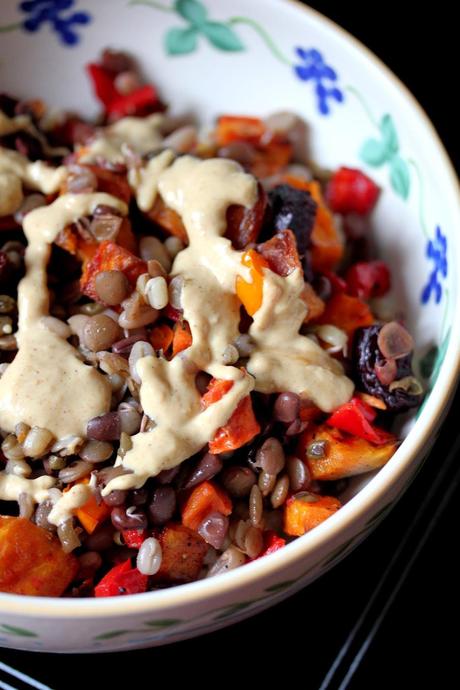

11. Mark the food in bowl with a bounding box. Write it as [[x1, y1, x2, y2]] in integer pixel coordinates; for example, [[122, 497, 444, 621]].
[[0, 49, 423, 598]]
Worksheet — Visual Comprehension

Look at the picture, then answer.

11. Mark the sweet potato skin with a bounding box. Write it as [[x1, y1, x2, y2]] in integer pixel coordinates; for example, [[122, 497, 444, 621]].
[[0, 517, 78, 596], [154, 523, 207, 584], [299, 425, 398, 481]]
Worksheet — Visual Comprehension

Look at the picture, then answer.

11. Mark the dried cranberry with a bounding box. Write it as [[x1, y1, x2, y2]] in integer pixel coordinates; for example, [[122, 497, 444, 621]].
[[352, 324, 423, 412]]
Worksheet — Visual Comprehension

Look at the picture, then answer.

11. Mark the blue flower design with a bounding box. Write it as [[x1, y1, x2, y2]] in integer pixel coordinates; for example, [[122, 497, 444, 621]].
[[421, 226, 448, 304], [19, 0, 91, 46], [293, 48, 344, 115]]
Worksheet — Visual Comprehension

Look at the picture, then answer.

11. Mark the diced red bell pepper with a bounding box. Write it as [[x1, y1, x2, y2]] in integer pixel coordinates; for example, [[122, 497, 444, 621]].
[[326, 397, 393, 445], [257, 531, 286, 558], [107, 85, 159, 119], [86, 63, 159, 119], [122, 529, 147, 549], [86, 63, 119, 109], [94, 559, 148, 597], [327, 167, 380, 216], [346, 261, 391, 300]]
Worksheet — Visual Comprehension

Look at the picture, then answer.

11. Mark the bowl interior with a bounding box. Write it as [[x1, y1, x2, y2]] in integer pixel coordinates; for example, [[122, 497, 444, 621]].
[[0, 0, 458, 607]]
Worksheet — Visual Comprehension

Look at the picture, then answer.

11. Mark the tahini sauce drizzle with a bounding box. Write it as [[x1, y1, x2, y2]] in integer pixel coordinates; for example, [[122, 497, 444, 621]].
[[79, 113, 165, 164], [106, 155, 353, 493], [0, 194, 127, 441], [105, 157, 257, 492]]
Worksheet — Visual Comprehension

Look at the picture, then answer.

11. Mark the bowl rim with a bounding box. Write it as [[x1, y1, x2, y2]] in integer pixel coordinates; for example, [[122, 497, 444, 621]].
[[1, 0, 459, 621]]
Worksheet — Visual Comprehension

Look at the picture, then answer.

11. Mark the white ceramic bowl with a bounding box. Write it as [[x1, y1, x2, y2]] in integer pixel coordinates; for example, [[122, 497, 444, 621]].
[[0, 0, 459, 653]]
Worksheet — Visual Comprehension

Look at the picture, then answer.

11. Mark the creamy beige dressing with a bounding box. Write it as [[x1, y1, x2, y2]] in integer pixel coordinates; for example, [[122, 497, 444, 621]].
[[128, 148, 175, 211], [0, 111, 68, 157], [48, 483, 91, 526], [0, 473, 55, 504], [248, 269, 354, 411], [0, 147, 67, 195], [79, 113, 165, 164], [106, 155, 353, 493], [0, 135, 353, 512], [0, 171, 23, 216], [0, 193, 127, 438]]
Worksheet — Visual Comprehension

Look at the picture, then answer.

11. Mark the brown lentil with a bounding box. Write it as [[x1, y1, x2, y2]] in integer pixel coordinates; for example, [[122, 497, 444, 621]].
[[79, 439, 114, 463], [273, 392, 300, 423], [286, 456, 311, 492], [255, 437, 285, 475], [249, 484, 264, 528], [102, 489, 128, 507], [82, 314, 122, 351], [58, 460, 92, 483], [244, 525, 263, 558], [87, 412, 121, 442], [111, 505, 148, 530], [258, 470, 277, 497], [94, 270, 130, 305], [270, 474, 290, 509], [148, 486, 176, 525], [221, 466, 256, 497]]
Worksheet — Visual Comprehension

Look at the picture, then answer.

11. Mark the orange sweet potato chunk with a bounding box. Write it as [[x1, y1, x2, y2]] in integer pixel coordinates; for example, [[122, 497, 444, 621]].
[[298, 425, 398, 481], [284, 494, 341, 536], [154, 523, 207, 584], [0, 517, 78, 596]]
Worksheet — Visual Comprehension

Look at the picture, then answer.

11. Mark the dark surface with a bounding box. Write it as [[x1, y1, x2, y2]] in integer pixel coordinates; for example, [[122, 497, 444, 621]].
[[1, 2, 458, 688]]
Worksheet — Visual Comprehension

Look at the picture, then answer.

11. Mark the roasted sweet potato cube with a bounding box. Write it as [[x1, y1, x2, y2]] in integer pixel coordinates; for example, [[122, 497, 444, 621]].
[[80, 240, 147, 301], [284, 493, 341, 536], [154, 523, 207, 584], [299, 425, 398, 481], [0, 517, 78, 596]]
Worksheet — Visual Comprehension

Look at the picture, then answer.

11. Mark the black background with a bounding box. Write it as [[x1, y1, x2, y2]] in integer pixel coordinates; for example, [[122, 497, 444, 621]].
[[1, 2, 458, 688]]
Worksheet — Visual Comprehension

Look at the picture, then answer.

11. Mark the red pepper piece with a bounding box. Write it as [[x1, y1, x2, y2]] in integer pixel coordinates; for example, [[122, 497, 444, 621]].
[[326, 397, 393, 445], [257, 530, 286, 558], [346, 261, 391, 300], [122, 529, 147, 549], [327, 167, 380, 216], [107, 85, 159, 118], [94, 559, 148, 597], [86, 63, 119, 109]]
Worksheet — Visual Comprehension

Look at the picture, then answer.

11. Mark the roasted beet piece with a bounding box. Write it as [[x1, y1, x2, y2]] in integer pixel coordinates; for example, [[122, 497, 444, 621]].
[[353, 324, 423, 412], [263, 184, 317, 279]]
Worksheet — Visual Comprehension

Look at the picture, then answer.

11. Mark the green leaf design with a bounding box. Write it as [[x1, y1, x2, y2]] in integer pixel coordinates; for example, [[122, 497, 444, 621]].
[[201, 21, 244, 51], [380, 114, 399, 154], [0, 623, 38, 637], [213, 600, 254, 620], [175, 0, 207, 26], [360, 137, 390, 166], [94, 629, 134, 640], [144, 618, 182, 627], [389, 154, 410, 199], [165, 26, 198, 55], [431, 328, 451, 383], [264, 579, 297, 593]]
